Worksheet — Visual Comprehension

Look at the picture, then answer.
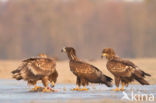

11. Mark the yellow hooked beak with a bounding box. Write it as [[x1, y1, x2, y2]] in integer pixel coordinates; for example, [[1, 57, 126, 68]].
[[61, 48, 66, 53], [51, 81, 55, 88], [101, 53, 107, 58]]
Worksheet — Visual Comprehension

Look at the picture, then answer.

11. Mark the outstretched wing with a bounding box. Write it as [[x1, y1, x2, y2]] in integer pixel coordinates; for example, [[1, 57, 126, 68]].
[[23, 58, 56, 76]]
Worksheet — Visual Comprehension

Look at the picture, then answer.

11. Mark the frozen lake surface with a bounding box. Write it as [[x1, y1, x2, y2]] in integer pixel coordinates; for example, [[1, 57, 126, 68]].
[[0, 79, 156, 103]]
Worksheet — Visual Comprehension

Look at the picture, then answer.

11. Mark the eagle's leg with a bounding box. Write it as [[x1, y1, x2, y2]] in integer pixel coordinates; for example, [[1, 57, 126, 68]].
[[112, 77, 120, 91], [42, 77, 51, 92], [72, 77, 81, 91], [120, 82, 125, 91], [29, 81, 41, 91], [32, 84, 39, 91], [79, 79, 88, 91]]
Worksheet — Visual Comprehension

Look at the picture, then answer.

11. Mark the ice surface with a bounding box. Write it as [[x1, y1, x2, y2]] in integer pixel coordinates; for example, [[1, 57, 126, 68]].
[[0, 79, 155, 103]]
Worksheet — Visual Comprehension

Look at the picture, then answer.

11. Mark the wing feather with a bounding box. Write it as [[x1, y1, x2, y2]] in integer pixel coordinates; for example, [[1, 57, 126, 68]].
[[70, 61, 103, 81], [107, 58, 136, 77], [70, 60, 112, 86], [70, 61, 98, 74], [108, 57, 150, 78], [112, 57, 137, 68], [23, 58, 56, 76]]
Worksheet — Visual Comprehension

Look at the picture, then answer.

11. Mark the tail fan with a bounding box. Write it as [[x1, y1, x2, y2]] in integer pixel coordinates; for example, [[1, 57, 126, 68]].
[[11, 68, 23, 80], [134, 70, 150, 85], [101, 75, 113, 87], [135, 77, 150, 85], [142, 71, 151, 77]]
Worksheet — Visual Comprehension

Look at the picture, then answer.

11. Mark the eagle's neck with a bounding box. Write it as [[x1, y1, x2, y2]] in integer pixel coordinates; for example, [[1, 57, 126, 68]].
[[106, 55, 117, 61], [67, 52, 79, 61]]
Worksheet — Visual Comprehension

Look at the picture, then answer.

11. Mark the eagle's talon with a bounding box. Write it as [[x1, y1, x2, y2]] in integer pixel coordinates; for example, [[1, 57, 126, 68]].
[[42, 87, 51, 92], [79, 88, 88, 91], [32, 88, 38, 91], [112, 88, 120, 91], [38, 86, 41, 88], [120, 88, 125, 91], [32, 85, 41, 91], [71, 88, 80, 91]]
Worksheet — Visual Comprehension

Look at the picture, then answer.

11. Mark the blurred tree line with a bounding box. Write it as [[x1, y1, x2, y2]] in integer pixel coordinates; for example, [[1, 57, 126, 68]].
[[0, 0, 155, 60]]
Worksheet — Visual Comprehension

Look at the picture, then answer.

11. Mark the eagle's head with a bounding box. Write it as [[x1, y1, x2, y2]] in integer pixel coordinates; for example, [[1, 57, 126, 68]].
[[61, 47, 76, 54], [38, 53, 47, 58], [61, 47, 77, 60], [101, 48, 116, 60]]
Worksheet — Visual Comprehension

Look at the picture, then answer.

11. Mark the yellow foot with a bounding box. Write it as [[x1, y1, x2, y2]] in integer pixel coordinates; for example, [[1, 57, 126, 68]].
[[79, 88, 88, 91], [32, 86, 41, 91], [120, 88, 125, 91], [112, 88, 120, 91], [71, 88, 80, 91], [42, 87, 51, 92]]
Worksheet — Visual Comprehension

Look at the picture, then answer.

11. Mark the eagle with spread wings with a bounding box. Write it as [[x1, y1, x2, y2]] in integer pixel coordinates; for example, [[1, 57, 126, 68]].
[[101, 48, 151, 91], [11, 54, 58, 92], [61, 47, 112, 91]]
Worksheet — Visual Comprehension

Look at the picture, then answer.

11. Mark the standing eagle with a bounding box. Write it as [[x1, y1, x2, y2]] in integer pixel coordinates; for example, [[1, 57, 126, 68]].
[[11, 54, 58, 92], [61, 47, 112, 91], [101, 48, 151, 91]]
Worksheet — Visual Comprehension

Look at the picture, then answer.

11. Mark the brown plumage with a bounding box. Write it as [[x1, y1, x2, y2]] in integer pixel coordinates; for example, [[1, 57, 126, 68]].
[[61, 47, 112, 91], [11, 54, 58, 92], [101, 48, 151, 91]]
